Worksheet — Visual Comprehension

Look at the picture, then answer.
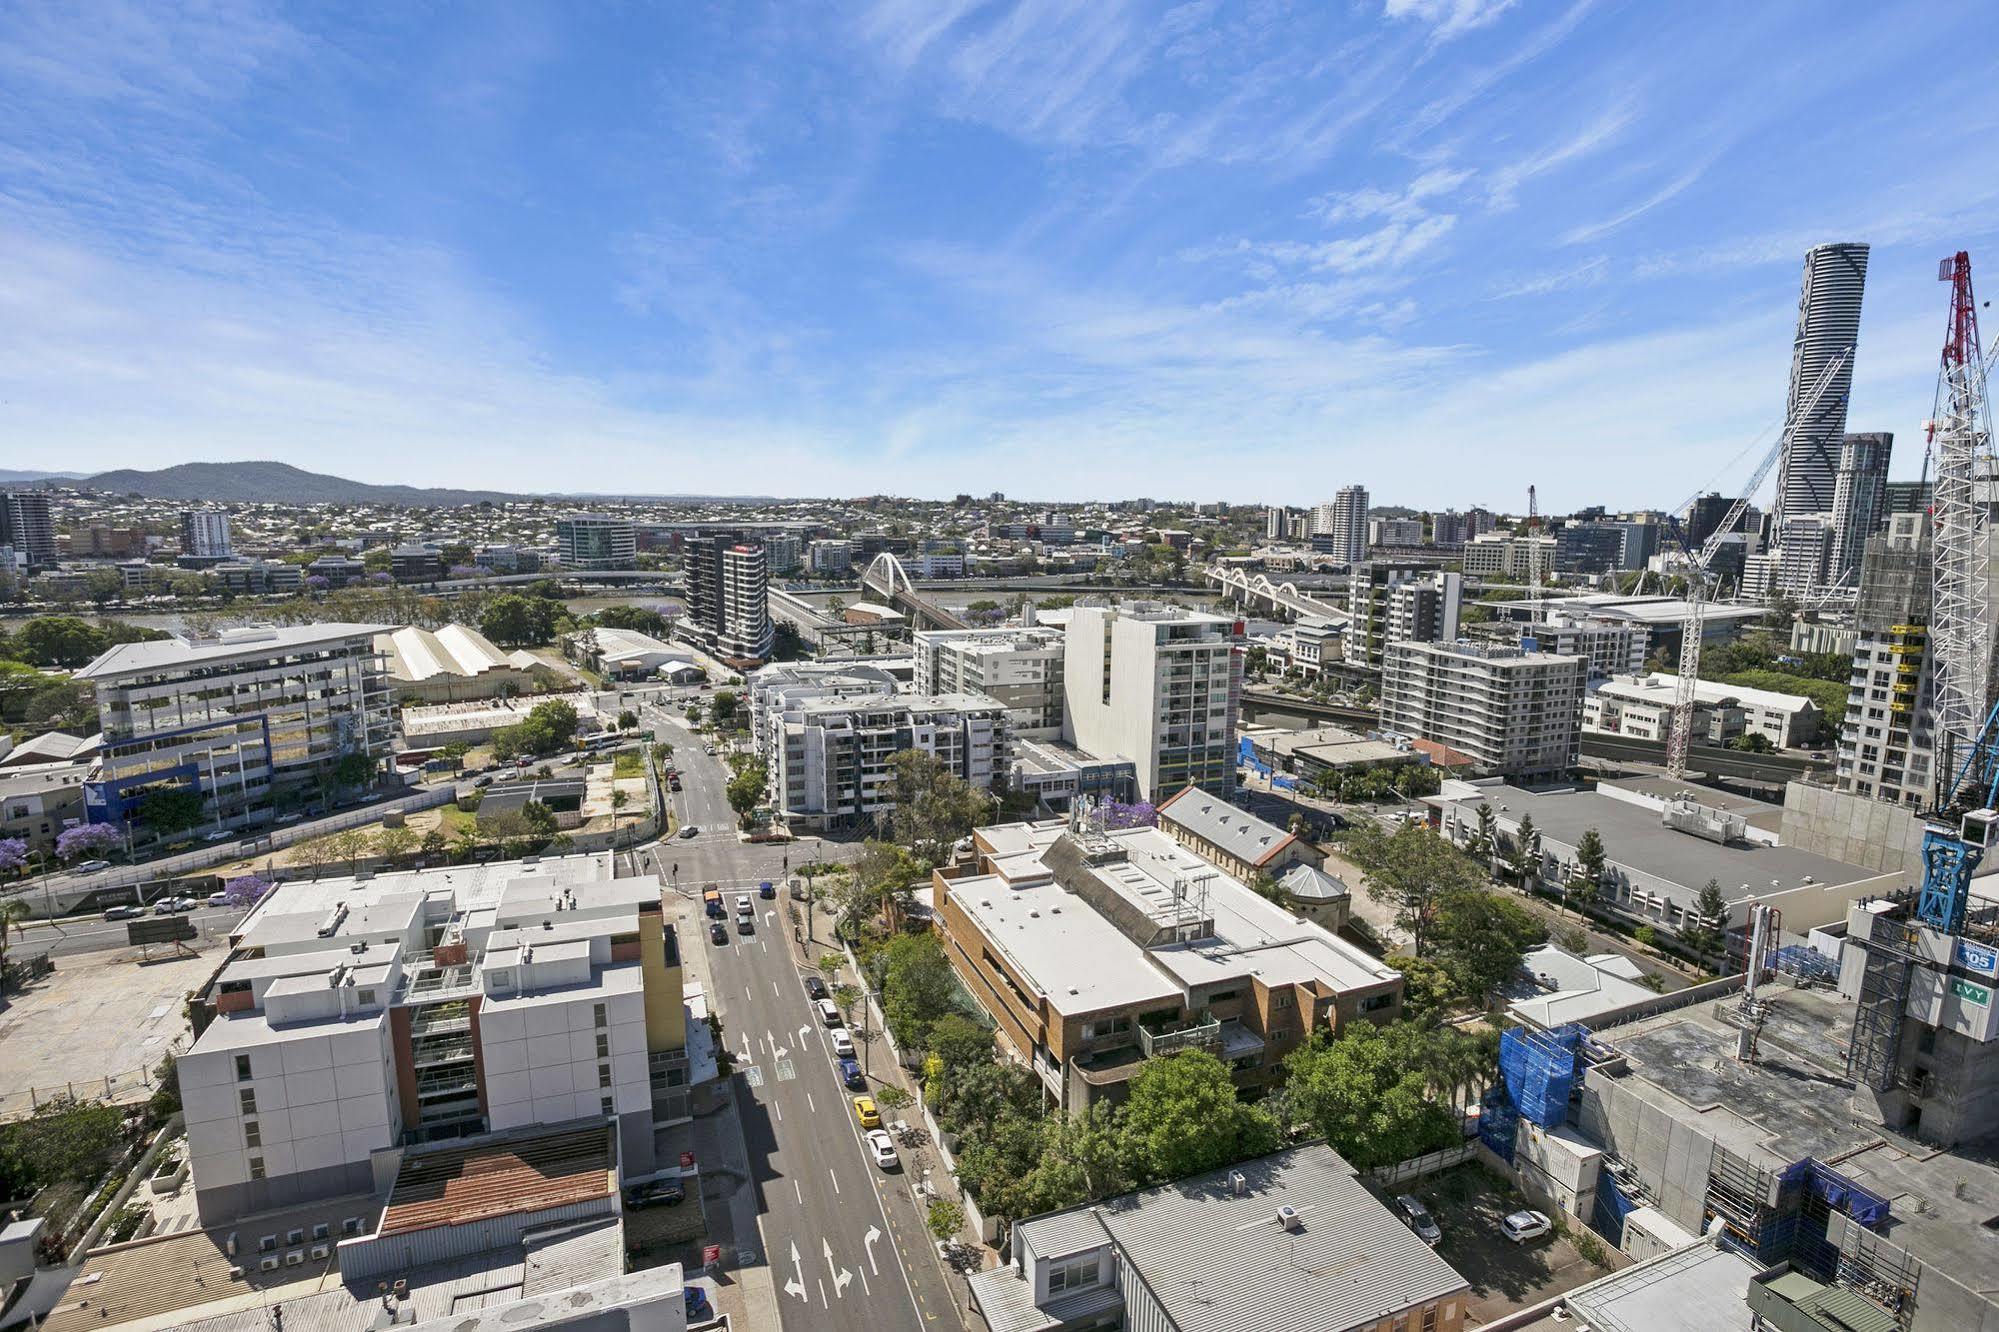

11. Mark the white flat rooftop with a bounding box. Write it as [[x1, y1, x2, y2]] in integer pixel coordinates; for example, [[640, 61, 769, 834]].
[[947, 876, 1181, 1018]]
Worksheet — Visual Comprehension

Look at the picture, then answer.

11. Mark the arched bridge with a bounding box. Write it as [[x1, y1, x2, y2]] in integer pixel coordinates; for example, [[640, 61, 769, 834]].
[[858, 553, 970, 630], [1204, 565, 1350, 623]]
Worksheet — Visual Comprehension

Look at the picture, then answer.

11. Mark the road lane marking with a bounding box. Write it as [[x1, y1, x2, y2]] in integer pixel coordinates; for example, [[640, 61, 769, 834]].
[[864, 1226, 881, 1275], [741, 1066, 764, 1087], [784, 1242, 807, 1302], [806, 1092, 815, 1113], [818, 1278, 828, 1308], [773, 1101, 782, 1122], [829, 1169, 840, 1195], [824, 1238, 853, 1298], [794, 1180, 803, 1205], [772, 980, 781, 999]]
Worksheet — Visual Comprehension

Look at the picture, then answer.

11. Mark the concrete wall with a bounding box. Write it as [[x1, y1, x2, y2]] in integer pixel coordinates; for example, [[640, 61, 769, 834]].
[[1781, 781, 1924, 874], [1572, 1074, 1728, 1236]]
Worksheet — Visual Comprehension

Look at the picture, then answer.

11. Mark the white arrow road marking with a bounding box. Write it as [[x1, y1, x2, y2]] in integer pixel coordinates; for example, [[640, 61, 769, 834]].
[[823, 1239, 853, 1299], [798, 1023, 812, 1046], [784, 1242, 807, 1301], [765, 908, 777, 924], [767, 1030, 781, 1060], [863, 1225, 882, 1276]]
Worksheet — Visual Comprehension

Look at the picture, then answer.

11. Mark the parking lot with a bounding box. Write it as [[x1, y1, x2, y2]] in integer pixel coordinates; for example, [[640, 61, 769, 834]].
[[0, 945, 209, 1117], [1386, 1164, 1604, 1323]]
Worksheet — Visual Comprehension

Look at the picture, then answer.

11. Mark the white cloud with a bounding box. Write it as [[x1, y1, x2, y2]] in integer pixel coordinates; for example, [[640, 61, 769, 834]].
[[1383, 0, 1518, 41], [1485, 101, 1633, 210], [1560, 153, 1719, 245]]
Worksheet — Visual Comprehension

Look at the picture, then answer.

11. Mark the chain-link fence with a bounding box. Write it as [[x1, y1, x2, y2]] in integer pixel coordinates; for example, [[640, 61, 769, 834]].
[[0, 1063, 164, 1123]]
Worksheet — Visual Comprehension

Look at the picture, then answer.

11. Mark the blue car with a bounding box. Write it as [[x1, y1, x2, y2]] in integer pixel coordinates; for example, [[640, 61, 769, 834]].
[[839, 1056, 864, 1089], [684, 1286, 713, 1322]]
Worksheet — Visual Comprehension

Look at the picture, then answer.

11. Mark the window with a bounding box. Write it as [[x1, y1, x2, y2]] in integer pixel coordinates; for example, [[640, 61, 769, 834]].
[[1273, 992, 1295, 1010], [244, 1120, 261, 1148], [596, 1033, 610, 1060], [235, 1054, 252, 1082], [601, 1096, 616, 1117], [1422, 1308, 1437, 1332], [240, 1088, 258, 1115], [1046, 1255, 1100, 1296], [599, 1063, 614, 1089], [249, 1156, 266, 1181], [594, 1003, 608, 1028], [358, 989, 376, 1005], [1360, 993, 1396, 1013]]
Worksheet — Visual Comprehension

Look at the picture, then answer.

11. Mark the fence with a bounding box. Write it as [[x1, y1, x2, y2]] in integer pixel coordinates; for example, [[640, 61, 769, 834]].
[[0, 1061, 172, 1123], [1362, 1142, 1478, 1190]]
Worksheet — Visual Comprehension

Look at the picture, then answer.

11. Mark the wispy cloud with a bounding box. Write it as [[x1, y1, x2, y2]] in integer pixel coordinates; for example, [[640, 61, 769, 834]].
[[1485, 101, 1633, 210], [1383, 0, 1518, 42], [1391, 0, 1598, 145], [1560, 152, 1721, 245]]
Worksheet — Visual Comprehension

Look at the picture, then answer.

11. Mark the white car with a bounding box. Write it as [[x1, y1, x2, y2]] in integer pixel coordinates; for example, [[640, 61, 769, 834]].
[[1501, 1210, 1553, 1244], [816, 999, 842, 1027], [72, 859, 112, 873], [829, 1028, 856, 1058], [735, 894, 752, 915], [865, 1129, 899, 1170]]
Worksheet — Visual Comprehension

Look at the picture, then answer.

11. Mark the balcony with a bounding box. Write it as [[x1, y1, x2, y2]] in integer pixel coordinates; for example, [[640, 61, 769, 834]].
[[1139, 1017, 1222, 1058]]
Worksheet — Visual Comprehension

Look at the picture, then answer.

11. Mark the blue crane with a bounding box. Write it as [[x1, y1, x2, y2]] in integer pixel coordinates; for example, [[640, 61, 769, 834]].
[[1917, 696, 1999, 935]]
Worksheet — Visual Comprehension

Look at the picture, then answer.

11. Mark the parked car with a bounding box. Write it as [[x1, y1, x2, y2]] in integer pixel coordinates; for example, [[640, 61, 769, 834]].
[[830, 1028, 855, 1058], [735, 894, 752, 914], [624, 1178, 687, 1209], [1395, 1194, 1442, 1246], [1501, 1210, 1553, 1244], [838, 1056, 864, 1089], [207, 891, 232, 908], [102, 904, 143, 921], [865, 1129, 899, 1170], [852, 1095, 880, 1128], [679, 825, 699, 839], [153, 897, 190, 916], [709, 921, 728, 945], [472, 775, 494, 789], [203, 829, 235, 843], [803, 975, 828, 1001], [735, 912, 753, 935], [758, 880, 776, 899], [71, 859, 111, 874], [683, 1286, 712, 1323], [816, 999, 842, 1026]]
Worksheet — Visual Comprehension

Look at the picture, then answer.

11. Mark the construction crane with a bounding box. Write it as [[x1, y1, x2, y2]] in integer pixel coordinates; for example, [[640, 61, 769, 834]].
[[1524, 484, 1544, 625], [1664, 346, 1855, 779], [1916, 251, 1998, 934]]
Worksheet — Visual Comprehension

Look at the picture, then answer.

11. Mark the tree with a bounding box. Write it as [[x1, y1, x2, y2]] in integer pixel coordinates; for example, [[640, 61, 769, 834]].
[[927, 1012, 992, 1072], [1120, 1051, 1280, 1185], [82, 568, 126, 605], [1679, 878, 1730, 965], [332, 752, 375, 790], [710, 690, 738, 726], [221, 874, 275, 909], [1343, 821, 1486, 955], [1567, 826, 1607, 910], [1506, 813, 1542, 885], [1430, 890, 1547, 1008], [325, 828, 372, 870], [880, 933, 957, 1048], [418, 828, 449, 863], [616, 709, 638, 731], [725, 759, 767, 828], [874, 1084, 913, 1113], [0, 837, 26, 878], [520, 801, 560, 843], [491, 698, 579, 759], [12, 617, 107, 669], [374, 826, 417, 866], [594, 605, 669, 637], [478, 593, 560, 647], [7, 1094, 124, 1185], [55, 822, 121, 862], [1729, 731, 1775, 753], [834, 840, 927, 932], [1385, 955, 1457, 1025], [884, 749, 990, 863], [1283, 1024, 1461, 1170], [22, 677, 95, 732], [138, 786, 205, 837], [1467, 802, 1498, 871]]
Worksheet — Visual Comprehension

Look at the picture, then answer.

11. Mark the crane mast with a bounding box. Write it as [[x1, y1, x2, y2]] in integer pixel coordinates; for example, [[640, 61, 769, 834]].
[[1524, 484, 1543, 625], [1664, 348, 1855, 780]]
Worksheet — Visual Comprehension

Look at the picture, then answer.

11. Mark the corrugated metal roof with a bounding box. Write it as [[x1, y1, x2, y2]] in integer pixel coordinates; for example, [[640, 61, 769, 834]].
[[1159, 786, 1296, 867]]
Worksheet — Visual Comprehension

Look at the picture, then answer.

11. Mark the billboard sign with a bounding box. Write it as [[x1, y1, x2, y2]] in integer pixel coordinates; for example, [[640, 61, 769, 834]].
[[127, 916, 197, 946], [1953, 938, 1999, 978]]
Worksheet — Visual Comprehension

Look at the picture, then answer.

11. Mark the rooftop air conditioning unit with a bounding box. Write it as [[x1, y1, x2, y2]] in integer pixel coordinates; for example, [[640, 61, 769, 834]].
[[1229, 1171, 1247, 1196], [259, 1256, 280, 1273], [1276, 1205, 1302, 1232]]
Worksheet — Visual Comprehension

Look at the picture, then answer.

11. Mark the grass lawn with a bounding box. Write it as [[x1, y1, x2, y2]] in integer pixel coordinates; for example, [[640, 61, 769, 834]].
[[613, 751, 644, 780]]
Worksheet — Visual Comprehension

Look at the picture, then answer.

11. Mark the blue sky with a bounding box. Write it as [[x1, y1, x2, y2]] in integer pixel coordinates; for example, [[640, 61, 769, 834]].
[[3, 0, 1997, 508]]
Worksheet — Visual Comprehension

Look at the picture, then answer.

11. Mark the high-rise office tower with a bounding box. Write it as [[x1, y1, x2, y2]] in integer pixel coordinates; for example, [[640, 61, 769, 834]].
[[1314, 485, 1368, 564], [556, 513, 637, 570], [180, 508, 233, 559], [1828, 431, 1892, 587], [1773, 243, 1868, 526], [0, 491, 55, 569]]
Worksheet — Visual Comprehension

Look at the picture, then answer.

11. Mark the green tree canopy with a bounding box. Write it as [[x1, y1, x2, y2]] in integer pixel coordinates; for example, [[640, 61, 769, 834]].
[[880, 933, 958, 1048], [2, 1095, 124, 1187], [138, 785, 205, 836], [1344, 820, 1487, 955], [491, 698, 580, 759], [1282, 1023, 1461, 1170], [1679, 877, 1730, 964], [725, 758, 767, 827], [885, 748, 990, 863], [1120, 1051, 1280, 1185], [593, 604, 669, 636], [1429, 890, 1548, 1007], [478, 594, 561, 647]]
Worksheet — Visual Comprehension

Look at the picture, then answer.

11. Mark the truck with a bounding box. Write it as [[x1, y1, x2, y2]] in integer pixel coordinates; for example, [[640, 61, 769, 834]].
[[703, 887, 724, 918]]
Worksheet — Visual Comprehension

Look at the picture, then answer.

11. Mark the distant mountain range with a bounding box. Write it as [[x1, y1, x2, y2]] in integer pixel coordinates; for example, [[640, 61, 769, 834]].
[[0, 468, 86, 483], [77, 461, 524, 507]]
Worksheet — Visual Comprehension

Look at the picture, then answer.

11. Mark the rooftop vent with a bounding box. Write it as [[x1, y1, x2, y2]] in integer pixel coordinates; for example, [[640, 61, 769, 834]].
[[1276, 1205, 1301, 1232], [1229, 1171, 1247, 1196]]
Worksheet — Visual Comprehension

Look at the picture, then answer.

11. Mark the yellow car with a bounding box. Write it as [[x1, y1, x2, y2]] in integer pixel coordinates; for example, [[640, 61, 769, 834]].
[[853, 1095, 880, 1128]]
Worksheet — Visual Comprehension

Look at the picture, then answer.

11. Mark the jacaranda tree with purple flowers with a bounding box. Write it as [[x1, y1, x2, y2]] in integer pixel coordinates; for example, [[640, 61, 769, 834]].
[[0, 837, 28, 877], [222, 874, 276, 909], [1097, 800, 1157, 830], [56, 823, 122, 862]]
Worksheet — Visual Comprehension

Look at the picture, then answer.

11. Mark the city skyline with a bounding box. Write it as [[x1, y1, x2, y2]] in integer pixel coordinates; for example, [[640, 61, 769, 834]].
[[4, 1, 1995, 506]]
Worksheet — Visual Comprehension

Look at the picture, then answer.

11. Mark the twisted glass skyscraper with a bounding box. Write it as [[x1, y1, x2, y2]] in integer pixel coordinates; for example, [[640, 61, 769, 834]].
[[1773, 242, 1869, 526]]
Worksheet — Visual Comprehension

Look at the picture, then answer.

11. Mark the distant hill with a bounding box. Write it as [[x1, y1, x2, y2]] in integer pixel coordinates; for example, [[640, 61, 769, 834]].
[[79, 461, 522, 507], [0, 469, 85, 483]]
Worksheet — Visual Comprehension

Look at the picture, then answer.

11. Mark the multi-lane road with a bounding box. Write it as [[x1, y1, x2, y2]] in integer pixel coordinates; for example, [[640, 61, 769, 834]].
[[639, 700, 958, 1332]]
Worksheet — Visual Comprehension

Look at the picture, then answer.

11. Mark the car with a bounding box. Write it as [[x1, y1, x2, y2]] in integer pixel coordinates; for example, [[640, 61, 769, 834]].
[[758, 880, 776, 899], [829, 1028, 855, 1058], [683, 1285, 712, 1323], [472, 775, 494, 789], [679, 826, 699, 839], [275, 811, 304, 825], [816, 999, 842, 1027], [203, 829, 235, 843], [838, 1056, 864, 1089], [153, 897, 188, 915], [865, 1129, 899, 1170], [624, 1178, 687, 1209], [803, 975, 828, 1001], [102, 904, 143, 921], [736, 913, 753, 935], [1395, 1195, 1442, 1246], [853, 1095, 880, 1128], [1501, 1210, 1553, 1244], [735, 894, 751, 914], [71, 859, 111, 874], [207, 891, 232, 908], [709, 921, 728, 945]]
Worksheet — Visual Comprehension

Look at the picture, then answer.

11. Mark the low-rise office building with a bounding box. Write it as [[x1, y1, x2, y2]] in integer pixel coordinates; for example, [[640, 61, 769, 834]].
[[939, 819, 1401, 1109], [377, 623, 545, 703], [180, 853, 696, 1226], [75, 623, 393, 836], [969, 1142, 1470, 1332], [565, 626, 700, 681], [1380, 639, 1585, 780], [1155, 784, 1321, 883], [1583, 671, 1820, 748], [0, 761, 86, 856], [555, 514, 637, 570]]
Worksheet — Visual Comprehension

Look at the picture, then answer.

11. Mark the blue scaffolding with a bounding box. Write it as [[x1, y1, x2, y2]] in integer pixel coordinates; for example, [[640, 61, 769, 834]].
[[1500, 1024, 1587, 1129]]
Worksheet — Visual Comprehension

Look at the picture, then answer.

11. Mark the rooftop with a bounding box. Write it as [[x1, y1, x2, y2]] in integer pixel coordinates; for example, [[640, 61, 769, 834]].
[[379, 1125, 614, 1238], [74, 622, 388, 680], [1595, 670, 1819, 716], [377, 623, 537, 683], [947, 872, 1183, 1018], [1554, 1240, 1761, 1332], [974, 1143, 1467, 1332], [1505, 943, 1656, 1028], [1157, 785, 1298, 868]]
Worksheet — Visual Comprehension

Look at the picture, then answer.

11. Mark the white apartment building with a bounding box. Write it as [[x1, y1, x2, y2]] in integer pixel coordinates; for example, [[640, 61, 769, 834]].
[[1367, 515, 1423, 548], [1347, 563, 1461, 670], [1058, 602, 1240, 800], [1583, 672, 1821, 748], [762, 530, 803, 573], [554, 514, 637, 570], [1462, 531, 1558, 579], [75, 623, 393, 836], [1519, 617, 1649, 681], [180, 853, 692, 1226], [1312, 486, 1368, 565], [681, 536, 773, 664], [913, 626, 1067, 738], [181, 508, 233, 558], [1379, 639, 1586, 779], [808, 539, 853, 574], [761, 689, 1008, 830]]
